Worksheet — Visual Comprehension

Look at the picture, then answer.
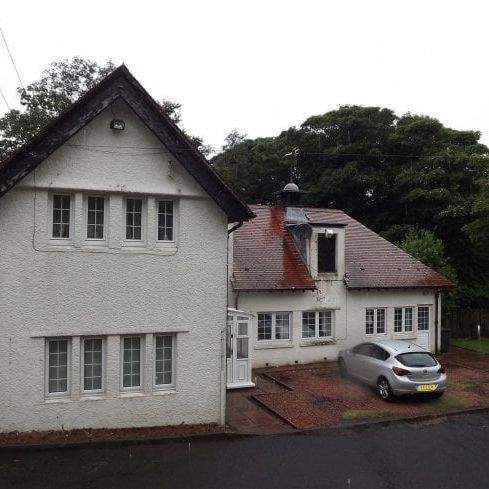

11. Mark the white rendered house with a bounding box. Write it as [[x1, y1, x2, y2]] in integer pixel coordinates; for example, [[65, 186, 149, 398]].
[[0, 66, 253, 433], [229, 184, 452, 371]]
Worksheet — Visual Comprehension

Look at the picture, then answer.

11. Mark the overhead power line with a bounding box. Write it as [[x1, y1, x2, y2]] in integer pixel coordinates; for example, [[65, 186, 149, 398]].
[[0, 85, 10, 110], [0, 25, 24, 90]]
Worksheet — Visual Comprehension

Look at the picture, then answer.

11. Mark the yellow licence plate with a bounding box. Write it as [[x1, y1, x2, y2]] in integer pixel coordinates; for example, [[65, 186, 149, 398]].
[[417, 384, 438, 392]]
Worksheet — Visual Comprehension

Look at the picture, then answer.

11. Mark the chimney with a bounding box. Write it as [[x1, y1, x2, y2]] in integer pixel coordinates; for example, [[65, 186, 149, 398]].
[[274, 182, 305, 207]]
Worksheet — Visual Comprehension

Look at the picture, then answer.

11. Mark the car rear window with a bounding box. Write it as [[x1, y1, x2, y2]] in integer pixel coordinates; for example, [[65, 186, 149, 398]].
[[396, 352, 437, 367]]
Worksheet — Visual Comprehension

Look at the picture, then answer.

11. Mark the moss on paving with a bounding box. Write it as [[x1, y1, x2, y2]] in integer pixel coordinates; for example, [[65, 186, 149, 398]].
[[430, 395, 467, 410], [451, 382, 476, 392], [341, 409, 396, 420], [451, 338, 489, 354]]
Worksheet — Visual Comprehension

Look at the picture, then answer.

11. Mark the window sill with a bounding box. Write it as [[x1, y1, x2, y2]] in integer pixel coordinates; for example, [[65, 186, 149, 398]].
[[120, 391, 145, 398], [80, 394, 106, 401], [152, 388, 177, 396], [254, 341, 293, 350], [299, 339, 336, 347], [45, 396, 72, 404], [38, 244, 178, 256], [393, 333, 416, 339]]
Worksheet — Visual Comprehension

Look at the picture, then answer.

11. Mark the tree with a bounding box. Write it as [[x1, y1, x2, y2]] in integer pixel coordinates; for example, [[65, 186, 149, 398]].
[[0, 57, 212, 159], [399, 228, 458, 312], [0, 57, 115, 159], [212, 105, 489, 308]]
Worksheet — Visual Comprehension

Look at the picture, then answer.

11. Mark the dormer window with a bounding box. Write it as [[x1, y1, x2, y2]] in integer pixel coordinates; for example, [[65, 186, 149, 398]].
[[317, 233, 336, 273]]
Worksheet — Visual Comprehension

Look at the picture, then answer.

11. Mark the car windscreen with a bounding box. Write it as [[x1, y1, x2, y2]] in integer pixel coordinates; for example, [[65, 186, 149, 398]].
[[395, 352, 437, 367]]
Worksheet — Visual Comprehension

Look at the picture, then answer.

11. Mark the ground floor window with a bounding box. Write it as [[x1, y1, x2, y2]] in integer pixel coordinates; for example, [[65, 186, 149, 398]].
[[302, 311, 334, 339], [418, 306, 430, 331], [46, 338, 70, 396], [257, 312, 290, 340], [365, 308, 386, 335], [154, 334, 174, 388], [121, 336, 143, 389], [82, 337, 105, 393], [394, 307, 414, 333]]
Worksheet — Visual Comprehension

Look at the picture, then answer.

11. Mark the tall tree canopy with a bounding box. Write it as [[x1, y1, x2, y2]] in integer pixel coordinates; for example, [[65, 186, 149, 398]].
[[212, 106, 489, 307], [0, 57, 210, 159]]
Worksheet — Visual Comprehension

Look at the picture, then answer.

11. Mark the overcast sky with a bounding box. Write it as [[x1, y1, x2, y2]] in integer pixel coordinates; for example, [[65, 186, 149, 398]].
[[1, 0, 489, 152]]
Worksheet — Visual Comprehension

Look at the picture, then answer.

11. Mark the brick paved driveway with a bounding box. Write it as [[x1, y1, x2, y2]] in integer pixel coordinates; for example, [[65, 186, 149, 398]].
[[226, 347, 489, 432]]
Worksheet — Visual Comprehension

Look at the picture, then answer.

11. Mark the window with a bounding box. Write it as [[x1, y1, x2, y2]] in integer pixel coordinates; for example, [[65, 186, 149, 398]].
[[157, 200, 174, 241], [52, 195, 71, 239], [302, 311, 334, 339], [365, 308, 386, 335], [317, 234, 336, 273], [82, 338, 105, 393], [46, 339, 70, 396], [125, 198, 143, 241], [418, 306, 430, 331], [86, 196, 105, 240], [394, 307, 414, 333], [122, 336, 143, 389], [257, 312, 290, 341], [154, 334, 174, 388]]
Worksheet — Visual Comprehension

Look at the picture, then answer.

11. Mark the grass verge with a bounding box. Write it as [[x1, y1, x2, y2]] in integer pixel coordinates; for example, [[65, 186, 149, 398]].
[[451, 338, 489, 354], [341, 409, 395, 420]]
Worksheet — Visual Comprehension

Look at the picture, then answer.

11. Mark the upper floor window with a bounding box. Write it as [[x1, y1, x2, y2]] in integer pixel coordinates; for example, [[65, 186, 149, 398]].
[[302, 311, 334, 339], [317, 234, 336, 273], [125, 198, 143, 241], [366, 308, 386, 335], [257, 312, 290, 341], [157, 200, 174, 241], [86, 196, 105, 240], [394, 307, 414, 333], [52, 194, 71, 239]]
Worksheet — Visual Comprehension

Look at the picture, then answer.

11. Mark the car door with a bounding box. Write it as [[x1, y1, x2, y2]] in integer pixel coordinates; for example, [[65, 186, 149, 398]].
[[362, 345, 389, 386], [348, 343, 374, 380]]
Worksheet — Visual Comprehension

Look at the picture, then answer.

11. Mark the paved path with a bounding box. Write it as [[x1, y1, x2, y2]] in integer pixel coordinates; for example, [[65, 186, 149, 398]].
[[2, 412, 489, 488]]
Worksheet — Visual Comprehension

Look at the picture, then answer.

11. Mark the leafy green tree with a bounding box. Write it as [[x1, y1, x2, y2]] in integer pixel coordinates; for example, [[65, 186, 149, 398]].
[[0, 57, 211, 159], [0, 57, 115, 158], [400, 229, 458, 312]]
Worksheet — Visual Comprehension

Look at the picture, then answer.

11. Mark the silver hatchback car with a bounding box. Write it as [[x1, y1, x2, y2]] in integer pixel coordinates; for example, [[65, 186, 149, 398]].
[[338, 340, 447, 400]]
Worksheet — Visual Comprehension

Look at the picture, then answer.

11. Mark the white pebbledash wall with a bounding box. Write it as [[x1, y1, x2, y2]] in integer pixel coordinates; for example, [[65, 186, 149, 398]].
[[0, 100, 228, 433]]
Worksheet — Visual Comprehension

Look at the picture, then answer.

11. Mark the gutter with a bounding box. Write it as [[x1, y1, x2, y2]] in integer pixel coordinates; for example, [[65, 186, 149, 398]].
[[228, 221, 244, 235]]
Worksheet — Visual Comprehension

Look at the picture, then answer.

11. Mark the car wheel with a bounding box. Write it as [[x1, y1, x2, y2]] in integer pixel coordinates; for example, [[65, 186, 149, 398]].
[[338, 359, 349, 378], [377, 377, 393, 401]]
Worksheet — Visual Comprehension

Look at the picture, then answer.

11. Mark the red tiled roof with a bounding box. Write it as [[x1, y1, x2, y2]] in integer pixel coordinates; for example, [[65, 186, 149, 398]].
[[232, 205, 453, 291], [232, 205, 316, 291]]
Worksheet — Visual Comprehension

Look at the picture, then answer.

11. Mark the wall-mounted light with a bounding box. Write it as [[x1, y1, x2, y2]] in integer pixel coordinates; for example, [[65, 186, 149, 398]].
[[110, 119, 125, 130]]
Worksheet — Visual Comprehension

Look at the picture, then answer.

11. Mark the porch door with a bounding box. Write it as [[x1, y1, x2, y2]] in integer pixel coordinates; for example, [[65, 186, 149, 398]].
[[226, 310, 254, 389], [416, 305, 431, 351]]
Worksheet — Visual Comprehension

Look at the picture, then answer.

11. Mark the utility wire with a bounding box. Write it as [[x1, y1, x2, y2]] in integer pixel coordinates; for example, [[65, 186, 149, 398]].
[[0, 25, 24, 90], [0, 85, 10, 110]]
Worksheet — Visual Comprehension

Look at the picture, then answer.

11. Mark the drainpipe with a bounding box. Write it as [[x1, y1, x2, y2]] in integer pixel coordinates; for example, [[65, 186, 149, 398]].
[[228, 221, 244, 235], [434, 290, 440, 353]]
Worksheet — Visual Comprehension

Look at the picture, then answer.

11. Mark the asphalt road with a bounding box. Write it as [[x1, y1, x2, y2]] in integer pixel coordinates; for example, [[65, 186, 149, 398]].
[[2, 413, 489, 489]]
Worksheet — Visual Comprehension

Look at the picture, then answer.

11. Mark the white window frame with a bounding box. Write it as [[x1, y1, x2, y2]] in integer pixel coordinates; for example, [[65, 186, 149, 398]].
[[81, 337, 106, 395], [49, 193, 74, 243], [153, 334, 176, 390], [302, 310, 334, 339], [417, 305, 431, 331], [156, 199, 176, 245], [84, 195, 108, 244], [120, 335, 144, 391], [393, 306, 414, 334], [365, 308, 386, 336], [257, 312, 291, 341], [45, 338, 71, 398], [123, 196, 146, 246]]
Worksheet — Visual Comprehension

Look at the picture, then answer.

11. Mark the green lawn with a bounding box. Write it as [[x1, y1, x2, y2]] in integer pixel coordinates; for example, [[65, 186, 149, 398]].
[[451, 337, 489, 354]]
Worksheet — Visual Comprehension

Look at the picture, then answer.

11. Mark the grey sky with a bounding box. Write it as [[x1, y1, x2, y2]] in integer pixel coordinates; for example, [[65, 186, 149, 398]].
[[1, 0, 489, 152]]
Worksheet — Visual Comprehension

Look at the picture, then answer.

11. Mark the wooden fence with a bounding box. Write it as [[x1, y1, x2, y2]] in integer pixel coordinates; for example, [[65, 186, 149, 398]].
[[445, 309, 489, 338]]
